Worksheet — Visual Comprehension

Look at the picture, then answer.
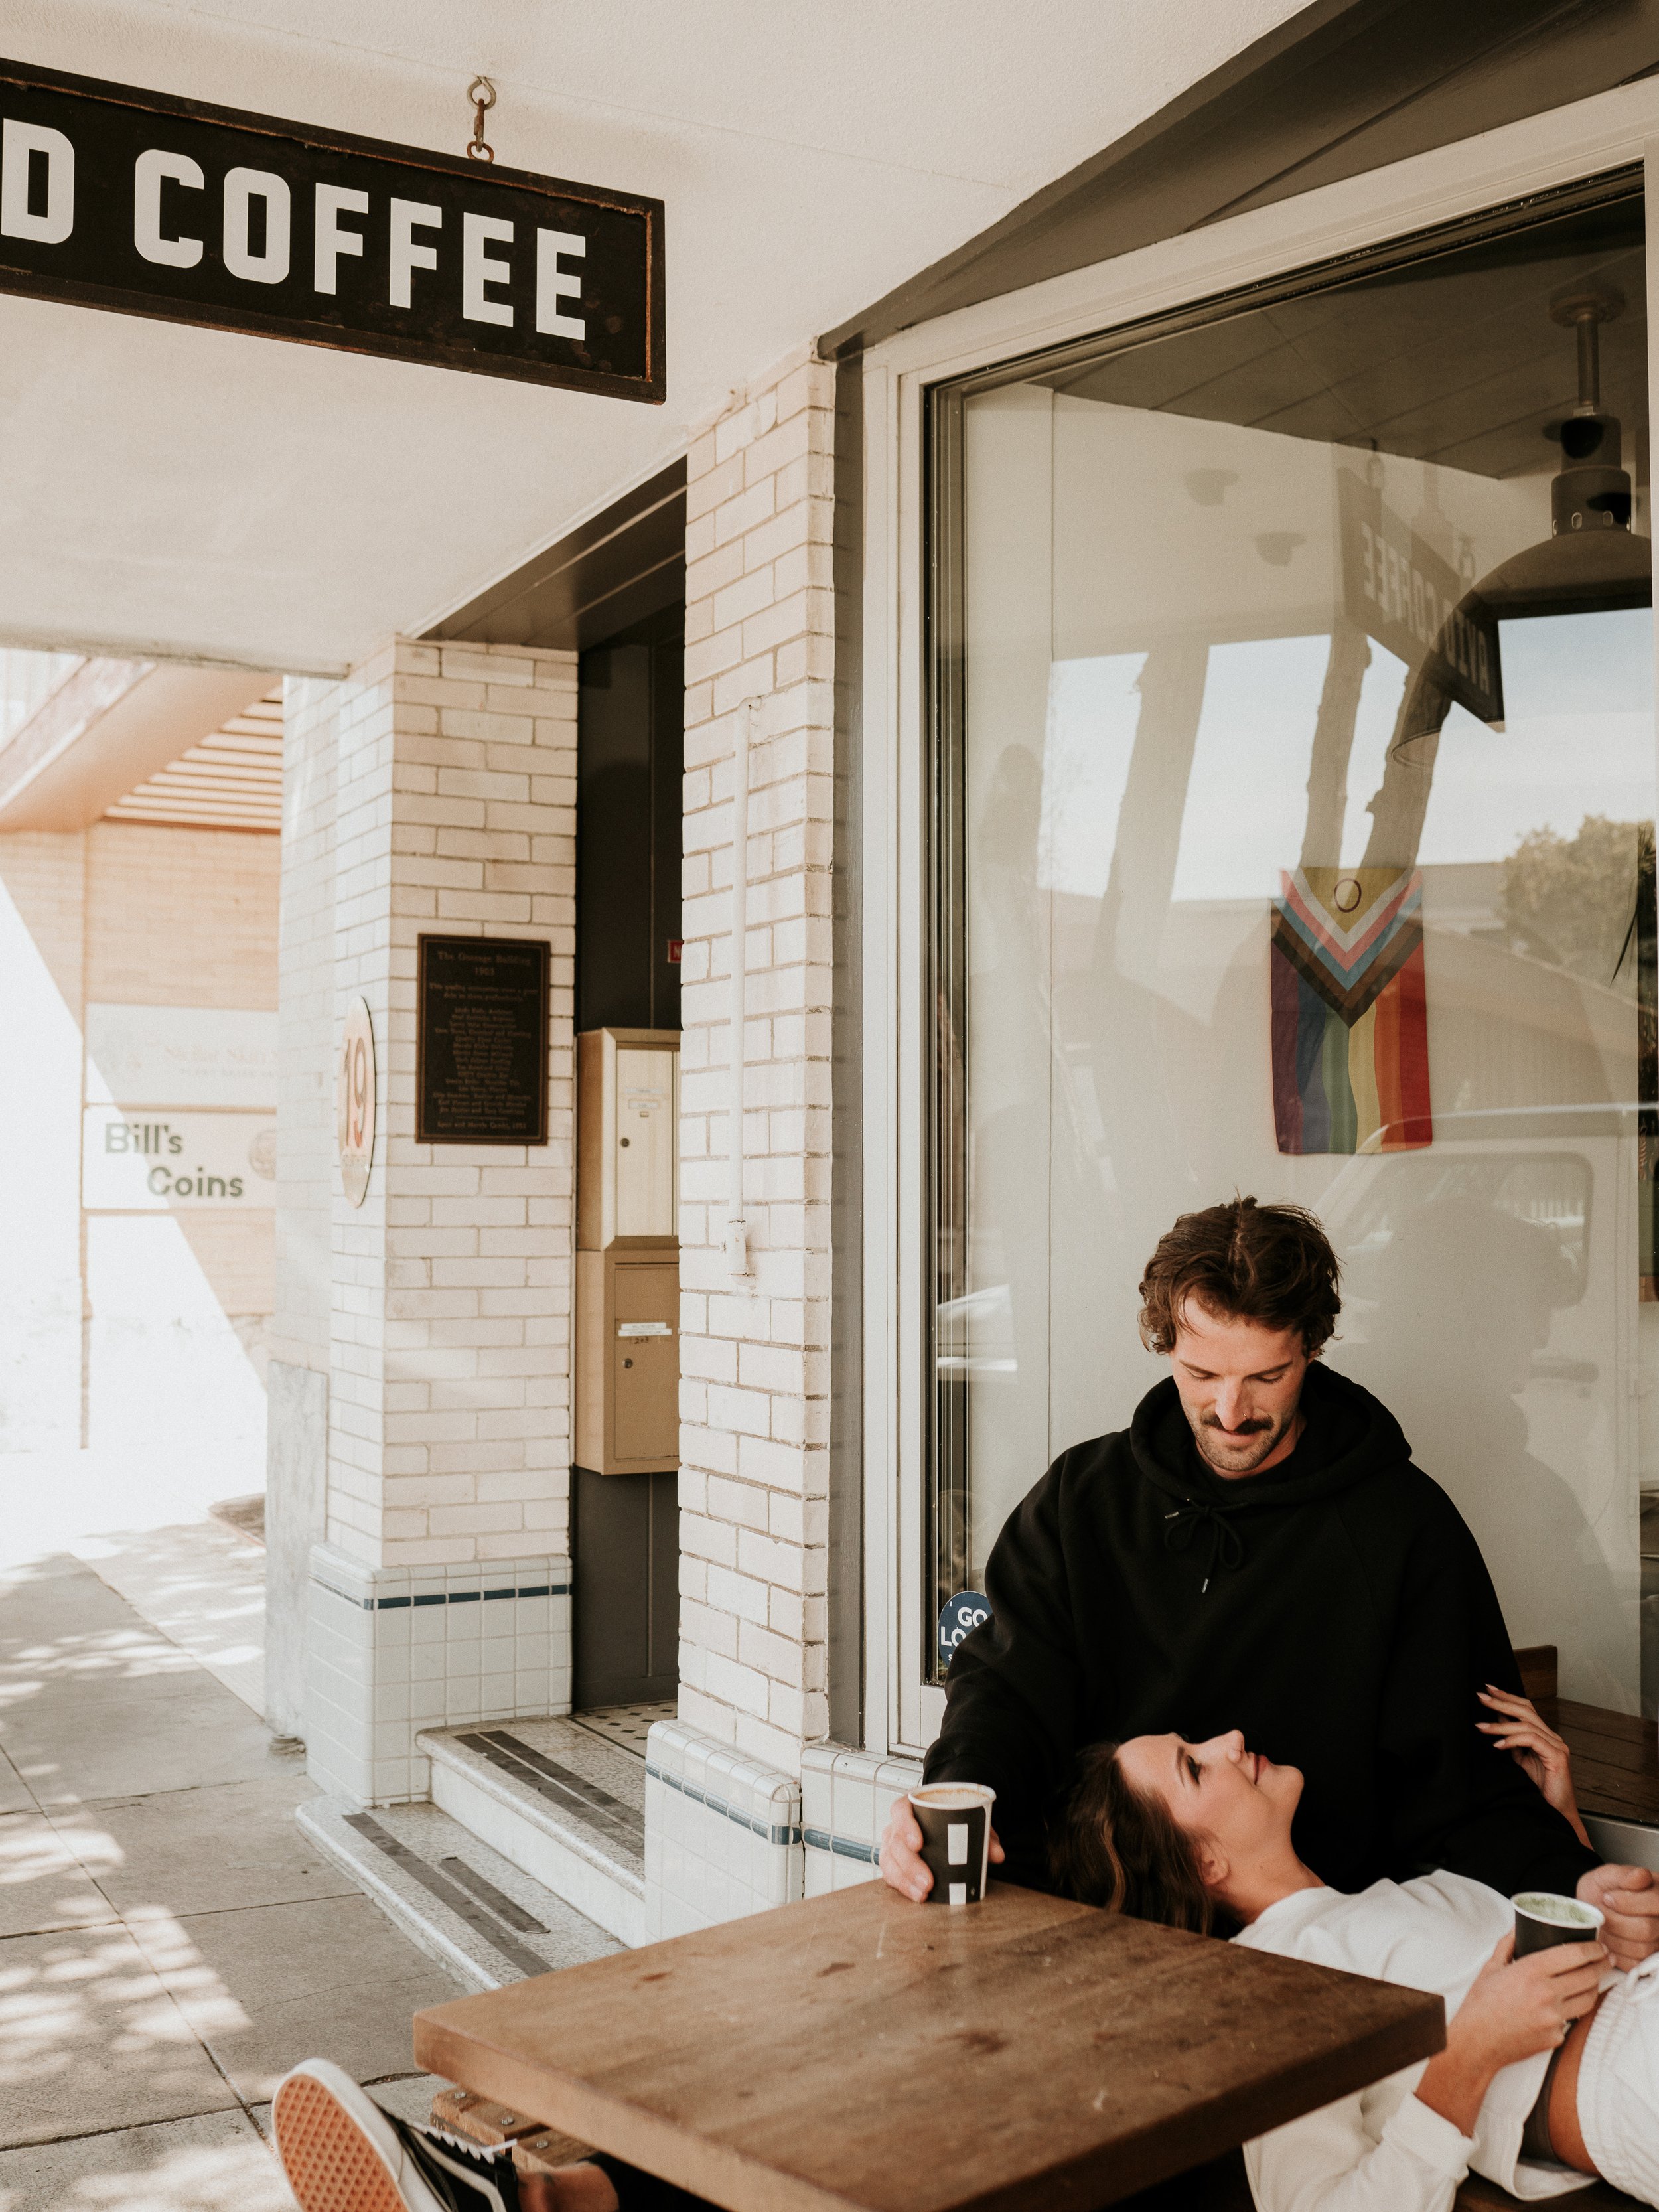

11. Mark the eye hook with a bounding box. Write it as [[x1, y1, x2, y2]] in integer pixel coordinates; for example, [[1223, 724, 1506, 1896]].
[[467, 76, 497, 163]]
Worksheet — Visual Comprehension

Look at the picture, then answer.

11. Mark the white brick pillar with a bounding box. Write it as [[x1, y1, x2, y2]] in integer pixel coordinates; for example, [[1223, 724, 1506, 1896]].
[[646, 348, 838, 1933], [276, 636, 579, 1805], [267, 674, 339, 1739]]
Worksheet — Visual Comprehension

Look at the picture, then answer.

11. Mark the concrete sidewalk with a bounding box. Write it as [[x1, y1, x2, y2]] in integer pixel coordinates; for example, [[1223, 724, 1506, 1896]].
[[0, 1553, 465, 2210]]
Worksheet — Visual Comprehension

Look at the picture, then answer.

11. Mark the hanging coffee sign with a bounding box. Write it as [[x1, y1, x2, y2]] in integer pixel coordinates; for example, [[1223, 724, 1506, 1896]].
[[338, 997, 376, 1207], [1337, 472, 1502, 727], [0, 57, 664, 401]]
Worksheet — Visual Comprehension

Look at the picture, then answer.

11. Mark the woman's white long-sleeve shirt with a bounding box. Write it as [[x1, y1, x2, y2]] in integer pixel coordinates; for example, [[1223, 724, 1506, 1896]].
[[1232, 1874, 1597, 2212]]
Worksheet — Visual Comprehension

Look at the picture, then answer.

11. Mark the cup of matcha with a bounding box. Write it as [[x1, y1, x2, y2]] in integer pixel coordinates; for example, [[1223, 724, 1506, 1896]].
[[1512, 1890, 1605, 1957]]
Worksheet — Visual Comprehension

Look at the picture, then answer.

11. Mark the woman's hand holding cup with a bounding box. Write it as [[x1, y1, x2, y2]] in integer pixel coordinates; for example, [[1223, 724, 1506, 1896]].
[[1458, 1932, 1605, 2069], [1416, 1932, 1605, 2135]]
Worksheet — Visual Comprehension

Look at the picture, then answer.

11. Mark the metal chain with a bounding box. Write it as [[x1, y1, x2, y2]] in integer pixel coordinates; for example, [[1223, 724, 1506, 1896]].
[[466, 76, 496, 163]]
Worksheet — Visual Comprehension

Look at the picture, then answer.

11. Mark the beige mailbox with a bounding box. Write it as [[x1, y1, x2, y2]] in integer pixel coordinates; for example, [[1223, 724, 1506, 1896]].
[[577, 1027, 679, 1248], [575, 1028, 680, 1475]]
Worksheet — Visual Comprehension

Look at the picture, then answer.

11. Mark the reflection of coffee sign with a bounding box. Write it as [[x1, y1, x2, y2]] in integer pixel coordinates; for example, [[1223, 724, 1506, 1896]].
[[1338, 473, 1504, 728], [938, 1590, 991, 1670], [337, 997, 376, 1207]]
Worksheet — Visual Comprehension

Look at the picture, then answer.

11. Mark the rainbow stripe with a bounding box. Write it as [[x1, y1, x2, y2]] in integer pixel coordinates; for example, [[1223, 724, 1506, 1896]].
[[1271, 867, 1431, 1155]]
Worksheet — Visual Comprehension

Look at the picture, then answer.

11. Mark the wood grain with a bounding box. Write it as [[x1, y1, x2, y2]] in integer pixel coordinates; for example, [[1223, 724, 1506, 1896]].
[[415, 1880, 1442, 2212], [1513, 1645, 1558, 1704], [512, 2129, 597, 2177], [428, 2087, 546, 2146], [1553, 1698, 1659, 1829]]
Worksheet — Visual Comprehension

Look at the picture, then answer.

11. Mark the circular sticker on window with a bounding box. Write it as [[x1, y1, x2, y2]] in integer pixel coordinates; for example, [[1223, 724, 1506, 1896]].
[[938, 1591, 991, 1672]]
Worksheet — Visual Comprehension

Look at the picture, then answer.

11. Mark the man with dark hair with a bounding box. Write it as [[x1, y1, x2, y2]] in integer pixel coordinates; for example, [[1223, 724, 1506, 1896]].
[[883, 1196, 1659, 1966]]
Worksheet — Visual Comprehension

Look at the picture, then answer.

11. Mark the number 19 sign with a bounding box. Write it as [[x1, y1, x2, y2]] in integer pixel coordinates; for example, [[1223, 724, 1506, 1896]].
[[338, 996, 376, 1207]]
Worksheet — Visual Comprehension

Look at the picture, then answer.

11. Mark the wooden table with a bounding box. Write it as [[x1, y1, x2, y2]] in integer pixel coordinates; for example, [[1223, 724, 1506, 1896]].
[[1514, 1644, 1659, 1835], [1557, 1697, 1659, 1831], [413, 1878, 1443, 2212]]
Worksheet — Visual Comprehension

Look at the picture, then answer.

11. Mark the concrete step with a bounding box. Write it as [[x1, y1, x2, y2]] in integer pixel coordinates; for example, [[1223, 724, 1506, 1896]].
[[297, 1793, 622, 1993], [419, 1715, 648, 1948]]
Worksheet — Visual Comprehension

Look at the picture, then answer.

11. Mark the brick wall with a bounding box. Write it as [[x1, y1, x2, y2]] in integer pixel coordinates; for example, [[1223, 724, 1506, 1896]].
[[303, 638, 579, 1570], [0, 822, 281, 1460], [179, 1212, 275, 1337], [273, 676, 341, 1378], [678, 348, 837, 1776], [0, 830, 86, 1009], [85, 823, 279, 1005], [0, 833, 86, 1449], [87, 821, 280, 1349]]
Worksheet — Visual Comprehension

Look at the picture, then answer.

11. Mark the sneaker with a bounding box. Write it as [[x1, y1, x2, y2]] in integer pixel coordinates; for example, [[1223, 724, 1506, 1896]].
[[272, 2057, 526, 2212]]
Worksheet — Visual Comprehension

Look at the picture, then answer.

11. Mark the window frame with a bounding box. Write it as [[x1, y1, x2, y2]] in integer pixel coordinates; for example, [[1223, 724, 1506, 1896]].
[[859, 79, 1659, 1757]]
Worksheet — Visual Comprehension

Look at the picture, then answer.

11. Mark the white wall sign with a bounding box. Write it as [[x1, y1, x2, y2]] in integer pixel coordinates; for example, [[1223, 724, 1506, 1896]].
[[85, 1004, 277, 1108], [337, 997, 375, 1207], [82, 1108, 277, 1209]]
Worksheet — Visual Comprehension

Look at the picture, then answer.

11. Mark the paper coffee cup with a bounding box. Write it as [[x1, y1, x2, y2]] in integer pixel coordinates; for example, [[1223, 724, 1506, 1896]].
[[909, 1783, 996, 1905], [1512, 1890, 1605, 1957]]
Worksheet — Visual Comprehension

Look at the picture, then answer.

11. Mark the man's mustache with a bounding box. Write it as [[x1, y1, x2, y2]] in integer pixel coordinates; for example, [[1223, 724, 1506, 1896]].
[[1201, 1412, 1275, 1436]]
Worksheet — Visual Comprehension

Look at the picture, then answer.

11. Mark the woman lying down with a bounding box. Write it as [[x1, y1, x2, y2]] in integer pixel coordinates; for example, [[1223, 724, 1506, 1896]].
[[1050, 1686, 1656, 2211]]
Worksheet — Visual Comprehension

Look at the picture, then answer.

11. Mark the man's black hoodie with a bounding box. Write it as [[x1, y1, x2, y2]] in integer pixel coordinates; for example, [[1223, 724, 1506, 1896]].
[[924, 1363, 1597, 1900]]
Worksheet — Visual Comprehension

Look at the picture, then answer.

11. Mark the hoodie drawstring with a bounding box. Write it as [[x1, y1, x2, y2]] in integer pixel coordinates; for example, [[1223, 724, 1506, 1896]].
[[1163, 1501, 1246, 1593]]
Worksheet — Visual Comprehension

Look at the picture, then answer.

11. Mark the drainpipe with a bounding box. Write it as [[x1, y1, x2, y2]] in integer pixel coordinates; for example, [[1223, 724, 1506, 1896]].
[[725, 699, 756, 1279]]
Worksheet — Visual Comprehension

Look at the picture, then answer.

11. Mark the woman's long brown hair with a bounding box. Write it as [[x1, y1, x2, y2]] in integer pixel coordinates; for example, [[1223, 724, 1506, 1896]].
[[1049, 1741, 1215, 1935]]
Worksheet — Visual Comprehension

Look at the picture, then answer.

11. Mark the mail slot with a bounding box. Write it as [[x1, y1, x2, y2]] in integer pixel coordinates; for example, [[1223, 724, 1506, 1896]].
[[575, 1025, 679, 1475], [575, 1247, 679, 1474]]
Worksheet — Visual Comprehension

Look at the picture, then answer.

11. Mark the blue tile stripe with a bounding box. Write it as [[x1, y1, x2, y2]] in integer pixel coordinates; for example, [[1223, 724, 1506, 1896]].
[[646, 1759, 800, 1848], [802, 1826, 879, 1866], [312, 1578, 569, 1611]]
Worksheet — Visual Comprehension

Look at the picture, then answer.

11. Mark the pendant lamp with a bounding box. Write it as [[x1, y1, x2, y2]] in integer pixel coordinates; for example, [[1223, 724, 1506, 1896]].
[[1398, 280, 1651, 753]]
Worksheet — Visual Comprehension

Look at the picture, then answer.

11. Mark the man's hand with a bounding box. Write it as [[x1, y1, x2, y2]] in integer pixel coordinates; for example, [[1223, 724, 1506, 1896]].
[[879, 1792, 1004, 1901], [1579, 1862, 1659, 1969]]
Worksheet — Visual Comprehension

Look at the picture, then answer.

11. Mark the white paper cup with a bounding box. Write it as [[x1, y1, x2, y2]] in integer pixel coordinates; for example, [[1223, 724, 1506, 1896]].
[[909, 1783, 996, 1905]]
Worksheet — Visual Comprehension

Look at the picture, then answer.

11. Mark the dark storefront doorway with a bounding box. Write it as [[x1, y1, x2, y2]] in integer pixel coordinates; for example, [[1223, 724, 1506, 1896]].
[[423, 457, 687, 1712], [573, 603, 684, 1706]]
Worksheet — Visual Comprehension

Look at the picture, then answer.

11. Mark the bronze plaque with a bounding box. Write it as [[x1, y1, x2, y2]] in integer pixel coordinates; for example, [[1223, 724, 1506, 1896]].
[[416, 936, 550, 1145]]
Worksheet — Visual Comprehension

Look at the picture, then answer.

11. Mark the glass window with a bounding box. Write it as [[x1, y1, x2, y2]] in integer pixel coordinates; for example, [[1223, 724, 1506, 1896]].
[[927, 185, 1659, 1714]]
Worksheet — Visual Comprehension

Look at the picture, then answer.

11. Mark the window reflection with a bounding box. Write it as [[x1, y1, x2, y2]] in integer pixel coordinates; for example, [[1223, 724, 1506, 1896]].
[[937, 190, 1659, 1712]]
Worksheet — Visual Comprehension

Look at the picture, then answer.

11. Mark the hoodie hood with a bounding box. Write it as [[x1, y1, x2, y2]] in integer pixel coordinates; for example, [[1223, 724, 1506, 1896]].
[[1131, 1360, 1411, 1509], [1130, 1363, 1413, 1587]]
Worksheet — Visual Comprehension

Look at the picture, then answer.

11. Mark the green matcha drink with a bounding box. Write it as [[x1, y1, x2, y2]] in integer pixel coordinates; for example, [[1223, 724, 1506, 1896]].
[[1512, 1891, 1605, 1956]]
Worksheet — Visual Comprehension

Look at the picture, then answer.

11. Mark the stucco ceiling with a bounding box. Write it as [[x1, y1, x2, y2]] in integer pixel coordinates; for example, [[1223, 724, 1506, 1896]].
[[1, 0, 1308, 674]]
